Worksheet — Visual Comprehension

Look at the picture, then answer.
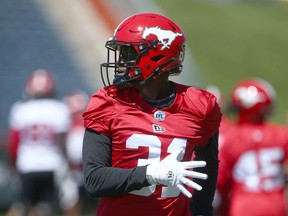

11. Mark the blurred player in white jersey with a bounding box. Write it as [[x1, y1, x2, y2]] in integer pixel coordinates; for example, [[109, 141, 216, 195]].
[[7, 69, 71, 216]]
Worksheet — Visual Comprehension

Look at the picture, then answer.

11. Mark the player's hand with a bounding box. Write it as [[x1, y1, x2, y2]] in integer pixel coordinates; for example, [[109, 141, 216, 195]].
[[146, 148, 208, 198]]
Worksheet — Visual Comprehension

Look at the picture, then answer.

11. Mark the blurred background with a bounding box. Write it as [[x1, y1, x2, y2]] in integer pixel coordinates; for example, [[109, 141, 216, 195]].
[[0, 0, 288, 214]]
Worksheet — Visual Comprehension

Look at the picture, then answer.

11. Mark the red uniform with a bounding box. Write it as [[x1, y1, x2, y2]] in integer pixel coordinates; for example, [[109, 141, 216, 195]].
[[218, 116, 233, 149], [83, 83, 221, 216], [217, 122, 288, 216]]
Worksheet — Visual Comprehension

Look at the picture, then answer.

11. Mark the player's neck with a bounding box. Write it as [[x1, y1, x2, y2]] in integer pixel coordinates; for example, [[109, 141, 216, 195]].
[[134, 74, 172, 100]]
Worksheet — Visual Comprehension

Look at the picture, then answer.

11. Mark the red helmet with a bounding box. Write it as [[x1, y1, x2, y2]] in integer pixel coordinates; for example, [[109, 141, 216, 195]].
[[65, 91, 89, 116], [101, 13, 186, 87], [231, 78, 276, 123], [25, 69, 55, 98]]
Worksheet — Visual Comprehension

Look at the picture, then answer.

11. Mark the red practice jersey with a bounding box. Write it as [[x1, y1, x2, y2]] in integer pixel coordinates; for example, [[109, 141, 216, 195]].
[[217, 122, 288, 216], [83, 82, 222, 216]]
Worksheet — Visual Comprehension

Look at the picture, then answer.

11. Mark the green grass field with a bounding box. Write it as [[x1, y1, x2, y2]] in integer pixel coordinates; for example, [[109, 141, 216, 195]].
[[156, 0, 288, 123]]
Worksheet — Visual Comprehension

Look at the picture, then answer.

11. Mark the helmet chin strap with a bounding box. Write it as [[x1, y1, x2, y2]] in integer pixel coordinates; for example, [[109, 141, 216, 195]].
[[144, 83, 176, 109]]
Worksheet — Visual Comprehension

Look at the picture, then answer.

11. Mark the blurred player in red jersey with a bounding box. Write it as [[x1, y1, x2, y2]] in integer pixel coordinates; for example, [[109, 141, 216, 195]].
[[215, 78, 288, 216], [82, 13, 222, 216], [7, 69, 71, 216], [62, 91, 99, 216]]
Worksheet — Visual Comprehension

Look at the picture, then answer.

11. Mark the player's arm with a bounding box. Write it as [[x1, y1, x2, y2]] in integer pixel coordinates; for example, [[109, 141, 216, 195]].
[[83, 128, 209, 199], [190, 131, 219, 216], [82, 128, 150, 198]]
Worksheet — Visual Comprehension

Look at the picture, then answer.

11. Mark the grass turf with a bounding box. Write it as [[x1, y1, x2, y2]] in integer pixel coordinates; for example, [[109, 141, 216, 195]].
[[155, 0, 288, 123]]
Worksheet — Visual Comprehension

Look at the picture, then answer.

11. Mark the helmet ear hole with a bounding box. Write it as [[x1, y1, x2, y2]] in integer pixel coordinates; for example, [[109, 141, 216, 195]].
[[151, 55, 164, 62]]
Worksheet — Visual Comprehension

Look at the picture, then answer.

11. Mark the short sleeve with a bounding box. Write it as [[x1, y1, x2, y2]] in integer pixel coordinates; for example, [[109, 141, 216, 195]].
[[82, 88, 116, 137], [204, 93, 222, 138], [8, 101, 21, 129], [54, 102, 71, 133]]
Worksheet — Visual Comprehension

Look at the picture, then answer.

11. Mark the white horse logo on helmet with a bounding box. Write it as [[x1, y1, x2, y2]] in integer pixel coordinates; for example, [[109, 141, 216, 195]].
[[142, 26, 182, 50]]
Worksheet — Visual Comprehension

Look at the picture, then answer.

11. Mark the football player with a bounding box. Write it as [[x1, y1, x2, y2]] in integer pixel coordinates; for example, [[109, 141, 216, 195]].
[[215, 78, 288, 216], [7, 69, 71, 216], [82, 13, 222, 216]]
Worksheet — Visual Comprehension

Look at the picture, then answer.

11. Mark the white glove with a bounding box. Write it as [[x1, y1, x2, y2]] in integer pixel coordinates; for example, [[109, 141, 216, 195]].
[[146, 148, 208, 198]]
